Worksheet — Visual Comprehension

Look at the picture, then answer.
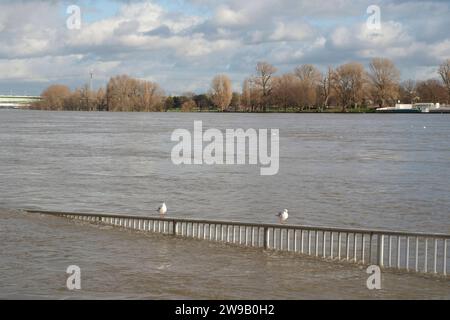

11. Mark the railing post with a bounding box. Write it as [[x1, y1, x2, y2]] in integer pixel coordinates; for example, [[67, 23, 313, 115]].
[[377, 234, 384, 267], [444, 239, 447, 276], [434, 238, 438, 274], [264, 227, 269, 250], [172, 220, 177, 236], [362, 234, 366, 263]]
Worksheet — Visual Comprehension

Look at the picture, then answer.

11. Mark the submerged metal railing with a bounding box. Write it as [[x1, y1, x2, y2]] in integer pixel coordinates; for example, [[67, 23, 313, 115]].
[[27, 210, 449, 277]]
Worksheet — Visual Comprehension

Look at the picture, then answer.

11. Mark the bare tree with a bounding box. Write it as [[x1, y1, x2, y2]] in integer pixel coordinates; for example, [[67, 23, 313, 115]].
[[241, 79, 252, 112], [332, 62, 367, 111], [230, 92, 241, 112], [79, 84, 96, 111], [272, 74, 301, 112], [399, 80, 418, 104], [319, 67, 334, 110], [181, 99, 197, 112], [106, 75, 164, 112], [106, 75, 133, 111], [294, 64, 322, 110], [38, 85, 72, 110], [241, 78, 262, 112], [368, 58, 401, 107], [438, 59, 450, 103], [254, 62, 277, 112], [134, 80, 165, 112], [294, 65, 321, 84], [95, 87, 107, 111], [210, 74, 233, 112], [62, 88, 82, 111], [416, 79, 448, 103]]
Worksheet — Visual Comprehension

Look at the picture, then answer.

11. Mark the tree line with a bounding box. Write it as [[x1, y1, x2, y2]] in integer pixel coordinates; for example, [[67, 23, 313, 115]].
[[33, 58, 450, 112], [33, 75, 165, 112]]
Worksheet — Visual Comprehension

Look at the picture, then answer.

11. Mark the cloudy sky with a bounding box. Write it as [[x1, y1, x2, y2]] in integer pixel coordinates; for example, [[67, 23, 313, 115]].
[[1, 0, 449, 95]]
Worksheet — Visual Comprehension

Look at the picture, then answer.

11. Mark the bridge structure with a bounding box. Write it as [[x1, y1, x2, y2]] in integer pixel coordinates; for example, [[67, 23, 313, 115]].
[[0, 95, 42, 109], [27, 209, 449, 277]]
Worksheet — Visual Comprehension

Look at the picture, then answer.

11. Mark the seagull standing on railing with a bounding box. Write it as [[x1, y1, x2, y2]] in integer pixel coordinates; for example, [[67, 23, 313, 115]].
[[157, 202, 167, 218], [276, 209, 289, 224]]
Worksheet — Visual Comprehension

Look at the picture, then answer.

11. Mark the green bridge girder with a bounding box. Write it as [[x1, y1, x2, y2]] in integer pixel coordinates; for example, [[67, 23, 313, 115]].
[[0, 95, 42, 108], [0, 95, 42, 103]]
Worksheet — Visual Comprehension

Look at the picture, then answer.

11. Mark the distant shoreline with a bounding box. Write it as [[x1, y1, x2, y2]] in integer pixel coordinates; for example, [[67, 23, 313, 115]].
[[4, 107, 450, 114]]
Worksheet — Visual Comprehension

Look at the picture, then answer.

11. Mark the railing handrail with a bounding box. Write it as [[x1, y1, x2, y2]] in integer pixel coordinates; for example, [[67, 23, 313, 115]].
[[25, 209, 450, 239]]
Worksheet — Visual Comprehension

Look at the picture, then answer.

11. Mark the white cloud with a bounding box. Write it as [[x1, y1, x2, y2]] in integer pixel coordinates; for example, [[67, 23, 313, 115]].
[[214, 5, 246, 26], [431, 39, 450, 61], [1, 0, 450, 94], [330, 27, 352, 48], [269, 21, 315, 42]]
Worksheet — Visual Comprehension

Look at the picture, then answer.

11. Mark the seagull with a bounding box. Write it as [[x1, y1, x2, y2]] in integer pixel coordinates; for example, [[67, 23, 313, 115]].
[[276, 209, 289, 224], [157, 202, 167, 218]]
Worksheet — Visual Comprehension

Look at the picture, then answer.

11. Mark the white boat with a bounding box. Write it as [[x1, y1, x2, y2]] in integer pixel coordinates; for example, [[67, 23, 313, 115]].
[[376, 103, 443, 113], [376, 104, 420, 113]]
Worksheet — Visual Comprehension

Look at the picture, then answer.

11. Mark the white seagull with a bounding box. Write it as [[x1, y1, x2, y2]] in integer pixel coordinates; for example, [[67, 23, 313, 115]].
[[157, 202, 167, 218], [276, 209, 289, 224]]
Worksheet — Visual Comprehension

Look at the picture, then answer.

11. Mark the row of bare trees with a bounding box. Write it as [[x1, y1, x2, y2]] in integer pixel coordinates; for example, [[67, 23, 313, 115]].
[[34, 75, 164, 112], [33, 84, 107, 111], [240, 58, 404, 112], [106, 75, 164, 112], [34, 59, 450, 112], [265, 58, 449, 112]]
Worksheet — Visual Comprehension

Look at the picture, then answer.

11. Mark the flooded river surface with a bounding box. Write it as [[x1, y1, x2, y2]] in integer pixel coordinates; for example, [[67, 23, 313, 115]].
[[0, 110, 449, 299]]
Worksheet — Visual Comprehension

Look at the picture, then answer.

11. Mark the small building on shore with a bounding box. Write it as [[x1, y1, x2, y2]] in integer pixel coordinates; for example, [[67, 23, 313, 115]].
[[376, 103, 450, 113]]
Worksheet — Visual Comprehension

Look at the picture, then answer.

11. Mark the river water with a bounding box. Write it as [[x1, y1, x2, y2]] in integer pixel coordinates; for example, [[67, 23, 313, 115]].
[[0, 110, 449, 299]]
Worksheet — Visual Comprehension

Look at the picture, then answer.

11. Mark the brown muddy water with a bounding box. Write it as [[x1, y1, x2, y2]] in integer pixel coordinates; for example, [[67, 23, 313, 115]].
[[1, 209, 449, 299], [0, 110, 449, 299]]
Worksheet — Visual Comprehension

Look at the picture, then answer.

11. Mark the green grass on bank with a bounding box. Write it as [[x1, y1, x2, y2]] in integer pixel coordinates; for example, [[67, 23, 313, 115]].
[[165, 106, 378, 113]]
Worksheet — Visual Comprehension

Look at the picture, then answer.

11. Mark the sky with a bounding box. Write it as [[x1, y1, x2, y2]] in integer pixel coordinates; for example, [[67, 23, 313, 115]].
[[0, 0, 449, 96]]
